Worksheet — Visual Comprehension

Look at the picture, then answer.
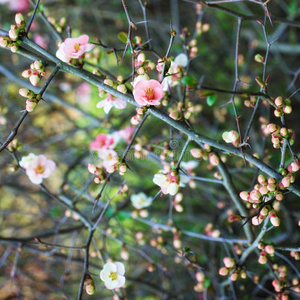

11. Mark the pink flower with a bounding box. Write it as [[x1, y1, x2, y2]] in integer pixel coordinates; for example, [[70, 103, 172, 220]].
[[153, 170, 180, 195], [116, 126, 136, 143], [56, 35, 95, 62], [1, 0, 29, 11], [90, 133, 115, 151], [96, 93, 127, 114], [20, 154, 56, 185], [33, 34, 50, 50], [133, 79, 164, 106], [76, 82, 91, 104]]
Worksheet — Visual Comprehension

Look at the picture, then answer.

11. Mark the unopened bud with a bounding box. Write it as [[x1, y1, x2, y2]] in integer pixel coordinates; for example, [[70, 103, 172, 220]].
[[190, 148, 203, 159], [209, 153, 219, 166], [85, 275, 95, 295], [0, 36, 12, 48], [26, 98, 38, 112], [283, 105, 292, 114], [169, 111, 182, 120], [274, 96, 284, 107], [254, 54, 264, 63], [15, 13, 26, 29], [34, 61, 45, 73], [269, 210, 280, 227], [19, 88, 35, 98], [117, 84, 127, 94], [9, 25, 19, 41], [29, 72, 41, 86]]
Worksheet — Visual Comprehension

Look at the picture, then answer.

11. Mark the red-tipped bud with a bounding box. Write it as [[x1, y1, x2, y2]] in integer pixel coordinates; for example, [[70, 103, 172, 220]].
[[260, 206, 270, 217], [257, 174, 267, 185], [85, 275, 95, 295], [169, 111, 182, 120], [240, 191, 250, 201], [33, 61, 45, 73], [267, 123, 279, 134], [22, 69, 32, 78], [259, 185, 269, 195], [15, 13, 26, 29], [252, 215, 264, 226], [288, 162, 300, 173], [265, 245, 275, 255], [29, 71, 41, 86], [0, 36, 12, 48], [9, 25, 19, 41], [280, 127, 288, 137], [254, 54, 264, 63], [258, 251, 268, 264], [26, 98, 38, 112], [274, 108, 283, 117], [283, 105, 292, 114], [269, 210, 280, 227], [250, 190, 262, 202], [279, 177, 290, 189], [219, 267, 229, 276], [275, 192, 283, 201], [274, 96, 284, 107], [228, 215, 242, 222], [19, 88, 35, 98]]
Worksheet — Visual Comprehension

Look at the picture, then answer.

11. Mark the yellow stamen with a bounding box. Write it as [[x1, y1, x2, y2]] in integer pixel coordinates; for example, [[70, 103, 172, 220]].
[[74, 43, 81, 52], [109, 272, 117, 281], [35, 164, 44, 174], [145, 87, 155, 100]]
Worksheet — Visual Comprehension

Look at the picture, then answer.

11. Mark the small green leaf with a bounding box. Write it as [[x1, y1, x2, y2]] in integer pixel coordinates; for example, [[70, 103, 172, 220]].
[[204, 278, 211, 288], [206, 93, 217, 106], [181, 75, 197, 88], [118, 32, 128, 44]]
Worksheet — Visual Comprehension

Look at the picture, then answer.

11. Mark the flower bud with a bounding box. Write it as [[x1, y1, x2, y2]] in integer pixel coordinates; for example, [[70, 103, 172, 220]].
[[15, 13, 26, 29], [10, 43, 19, 53], [22, 69, 32, 78], [9, 25, 19, 41], [103, 79, 113, 87], [19, 88, 35, 98], [190, 148, 203, 159], [267, 123, 279, 134], [274, 96, 284, 107], [254, 54, 264, 63], [252, 215, 264, 226], [265, 245, 275, 255], [117, 84, 127, 94], [283, 105, 292, 114], [239, 191, 250, 201], [288, 162, 300, 173], [29, 71, 41, 86], [85, 275, 95, 295], [274, 108, 283, 117], [34, 61, 45, 73], [259, 185, 269, 195], [219, 267, 229, 276], [209, 153, 219, 166], [169, 111, 182, 120], [26, 98, 38, 112], [269, 210, 280, 227], [275, 192, 283, 201], [0, 36, 12, 48], [279, 177, 290, 189], [137, 67, 145, 75], [258, 251, 268, 264], [223, 257, 235, 268], [230, 272, 239, 281], [250, 190, 262, 202]]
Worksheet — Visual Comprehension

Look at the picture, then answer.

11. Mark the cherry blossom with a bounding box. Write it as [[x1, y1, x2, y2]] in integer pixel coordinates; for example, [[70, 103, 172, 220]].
[[90, 133, 115, 151], [130, 192, 153, 209], [133, 79, 164, 106], [56, 35, 95, 62], [100, 262, 126, 290], [116, 126, 136, 143], [20, 153, 56, 184], [153, 170, 180, 195], [96, 93, 127, 114]]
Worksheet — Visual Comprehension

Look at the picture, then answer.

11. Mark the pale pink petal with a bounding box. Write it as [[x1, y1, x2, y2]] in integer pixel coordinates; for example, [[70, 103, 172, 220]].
[[96, 99, 107, 108], [84, 43, 95, 52], [112, 99, 127, 109], [105, 279, 119, 290], [103, 103, 113, 114], [153, 173, 166, 186], [116, 275, 126, 288], [77, 35, 89, 45]]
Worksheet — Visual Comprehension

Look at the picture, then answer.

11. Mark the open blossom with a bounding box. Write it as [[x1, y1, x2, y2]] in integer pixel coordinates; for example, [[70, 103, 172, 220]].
[[56, 35, 95, 62], [153, 170, 180, 195], [222, 130, 239, 146], [116, 126, 135, 143], [98, 149, 118, 170], [133, 79, 164, 106], [96, 93, 127, 114], [90, 133, 116, 151], [100, 262, 126, 290], [20, 153, 56, 184], [131, 192, 153, 209]]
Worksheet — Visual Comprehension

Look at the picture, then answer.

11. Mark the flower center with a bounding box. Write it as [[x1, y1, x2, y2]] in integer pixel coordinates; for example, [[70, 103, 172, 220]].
[[145, 88, 155, 100], [74, 43, 81, 52], [109, 271, 117, 281], [35, 164, 44, 174]]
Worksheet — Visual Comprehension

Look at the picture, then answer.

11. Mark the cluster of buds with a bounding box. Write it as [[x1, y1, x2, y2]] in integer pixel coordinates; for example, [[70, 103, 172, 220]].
[[190, 147, 209, 161], [186, 39, 198, 59], [84, 275, 95, 295], [0, 13, 26, 53], [194, 271, 206, 293], [273, 96, 292, 117], [291, 278, 300, 293], [150, 235, 165, 251], [19, 87, 42, 112], [22, 61, 46, 86], [267, 123, 294, 148], [257, 242, 275, 264], [88, 163, 107, 184], [244, 96, 258, 108], [160, 141, 174, 160], [260, 116, 270, 136], [195, 21, 210, 37], [134, 53, 155, 75], [222, 130, 240, 147], [131, 106, 147, 125], [118, 184, 128, 197], [47, 16, 66, 33], [134, 139, 148, 159], [219, 257, 247, 281], [169, 100, 196, 121], [204, 223, 220, 238], [8, 139, 23, 151], [290, 250, 300, 261], [272, 265, 288, 298], [173, 193, 184, 212], [98, 78, 127, 97]]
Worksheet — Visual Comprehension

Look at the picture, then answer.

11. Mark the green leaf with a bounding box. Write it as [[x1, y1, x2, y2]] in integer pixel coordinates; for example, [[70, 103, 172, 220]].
[[181, 75, 197, 88], [118, 32, 128, 44], [206, 93, 217, 106]]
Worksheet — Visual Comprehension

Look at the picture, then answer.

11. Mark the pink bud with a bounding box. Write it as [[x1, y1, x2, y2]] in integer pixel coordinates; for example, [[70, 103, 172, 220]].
[[267, 183, 277, 192], [117, 84, 127, 94], [275, 192, 283, 201], [258, 252, 268, 264], [228, 215, 242, 222], [230, 272, 238, 281], [264, 245, 274, 255], [279, 177, 290, 189], [252, 215, 264, 226], [15, 13, 26, 29], [250, 190, 262, 202], [10, 43, 19, 53], [169, 111, 182, 120], [33, 61, 45, 73], [280, 127, 288, 137], [218, 267, 229, 276], [87, 163, 97, 174], [22, 69, 32, 78], [29, 71, 41, 86], [239, 191, 250, 201], [223, 257, 235, 268], [26, 98, 38, 112], [274, 108, 283, 117], [190, 148, 203, 159], [283, 105, 292, 114], [257, 175, 267, 185], [19, 88, 35, 98], [260, 206, 269, 217], [0, 36, 12, 48], [272, 280, 281, 293], [269, 210, 280, 227], [209, 153, 219, 166], [9, 25, 19, 41], [274, 96, 284, 107], [259, 185, 269, 195], [288, 162, 300, 173]]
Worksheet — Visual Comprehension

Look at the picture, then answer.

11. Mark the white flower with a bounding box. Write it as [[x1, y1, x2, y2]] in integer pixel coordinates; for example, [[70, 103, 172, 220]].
[[153, 170, 180, 196], [19, 153, 37, 169], [96, 93, 127, 114], [131, 192, 153, 209], [98, 149, 118, 170], [180, 160, 199, 172], [173, 53, 188, 68], [100, 262, 126, 290], [21, 154, 56, 185]]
